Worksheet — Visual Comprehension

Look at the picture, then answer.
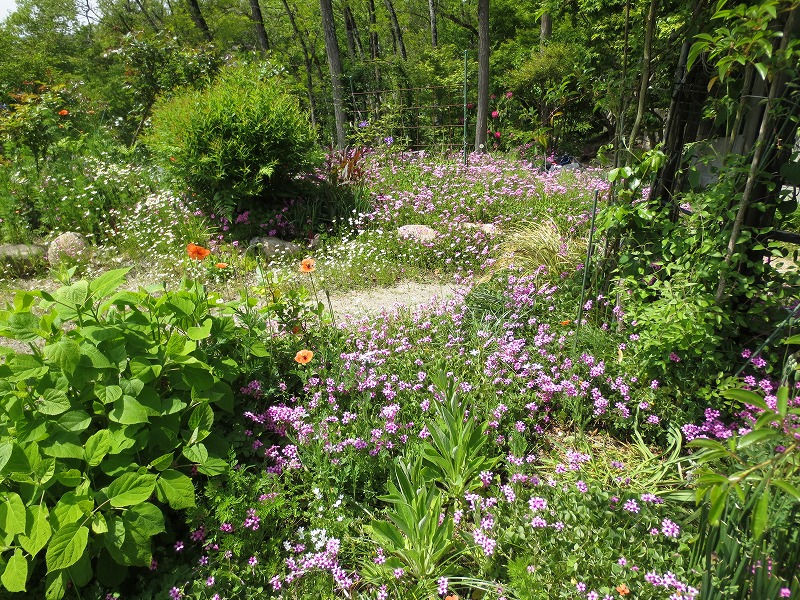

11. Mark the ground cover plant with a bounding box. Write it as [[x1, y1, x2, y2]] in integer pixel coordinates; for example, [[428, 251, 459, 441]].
[[1, 146, 798, 600]]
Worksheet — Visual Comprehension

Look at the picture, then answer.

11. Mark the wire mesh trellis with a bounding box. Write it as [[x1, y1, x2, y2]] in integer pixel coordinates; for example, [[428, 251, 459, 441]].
[[349, 85, 468, 151]]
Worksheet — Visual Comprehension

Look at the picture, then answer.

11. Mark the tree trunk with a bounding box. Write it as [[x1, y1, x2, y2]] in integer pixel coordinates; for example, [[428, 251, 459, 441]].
[[384, 0, 407, 59], [185, 0, 212, 41], [474, 0, 489, 152], [428, 0, 438, 47], [281, 0, 317, 126], [540, 12, 551, 45], [133, 0, 160, 32], [249, 0, 269, 52], [320, 0, 348, 150], [343, 3, 363, 59], [367, 0, 379, 60], [627, 0, 658, 149]]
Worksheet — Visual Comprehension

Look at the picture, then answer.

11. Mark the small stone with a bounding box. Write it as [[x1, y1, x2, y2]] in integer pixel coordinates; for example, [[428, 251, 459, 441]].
[[398, 225, 438, 243], [248, 236, 303, 258], [47, 232, 88, 265], [462, 222, 498, 235]]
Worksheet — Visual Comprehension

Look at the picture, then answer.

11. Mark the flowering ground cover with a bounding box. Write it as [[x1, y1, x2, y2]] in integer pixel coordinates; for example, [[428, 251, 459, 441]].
[[0, 152, 798, 600]]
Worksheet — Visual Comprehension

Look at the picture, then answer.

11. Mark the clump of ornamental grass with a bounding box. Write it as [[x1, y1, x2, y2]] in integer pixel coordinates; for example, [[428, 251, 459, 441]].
[[493, 218, 586, 280]]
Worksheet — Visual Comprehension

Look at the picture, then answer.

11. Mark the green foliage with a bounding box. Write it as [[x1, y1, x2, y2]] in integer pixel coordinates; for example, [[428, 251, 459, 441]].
[[420, 370, 500, 504], [144, 63, 320, 217], [111, 32, 222, 143], [688, 382, 800, 597], [0, 270, 245, 596]]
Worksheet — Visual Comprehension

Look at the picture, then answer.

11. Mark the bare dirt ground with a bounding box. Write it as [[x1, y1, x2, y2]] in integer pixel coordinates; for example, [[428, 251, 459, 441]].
[[327, 280, 459, 320]]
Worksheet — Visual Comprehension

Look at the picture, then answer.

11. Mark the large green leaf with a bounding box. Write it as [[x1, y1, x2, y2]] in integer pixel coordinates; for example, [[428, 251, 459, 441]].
[[5, 311, 41, 342], [155, 470, 196, 509], [0, 492, 28, 536], [44, 339, 81, 376], [45, 569, 68, 600], [752, 491, 769, 540], [89, 268, 131, 301], [84, 430, 111, 467], [41, 435, 85, 460], [129, 358, 162, 383], [36, 389, 71, 416], [1, 549, 28, 592], [19, 504, 52, 557], [0, 441, 12, 474], [106, 472, 157, 508], [94, 384, 123, 405], [80, 345, 113, 369], [722, 388, 769, 411], [109, 396, 151, 425], [55, 410, 92, 434], [186, 318, 213, 340], [124, 502, 165, 536], [46, 523, 89, 571]]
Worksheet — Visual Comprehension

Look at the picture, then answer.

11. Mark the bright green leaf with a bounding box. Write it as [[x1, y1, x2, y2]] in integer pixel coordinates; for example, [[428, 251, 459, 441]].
[[46, 523, 89, 571], [43, 338, 82, 376], [1, 549, 28, 592], [0, 492, 28, 536], [106, 472, 157, 508], [37, 389, 71, 416], [84, 430, 111, 467], [155, 470, 196, 510], [18, 504, 51, 557]]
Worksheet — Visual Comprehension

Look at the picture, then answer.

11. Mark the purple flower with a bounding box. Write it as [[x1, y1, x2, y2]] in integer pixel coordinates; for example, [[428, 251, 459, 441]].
[[623, 499, 640, 513], [248, 556, 258, 566], [437, 577, 449, 595], [662, 518, 680, 538]]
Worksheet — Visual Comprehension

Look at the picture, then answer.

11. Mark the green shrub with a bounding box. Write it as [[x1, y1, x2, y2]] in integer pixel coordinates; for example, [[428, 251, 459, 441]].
[[0, 270, 243, 597], [144, 63, 321, 217]]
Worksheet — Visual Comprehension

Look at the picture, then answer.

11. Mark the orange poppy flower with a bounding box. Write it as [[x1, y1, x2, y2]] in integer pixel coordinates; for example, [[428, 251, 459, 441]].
[[299, 258, 316, 273], [295, 349, 314, 364], [616, 584, 630, 596], [215, 262, 228, 269], [445, 595, 459, 600], [187, 243, 211, 260], [58, 109, 69, 116], [560, 320, 572, 326]]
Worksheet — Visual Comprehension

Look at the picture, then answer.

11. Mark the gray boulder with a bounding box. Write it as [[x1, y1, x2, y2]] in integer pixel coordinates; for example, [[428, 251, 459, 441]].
[[398, 224, 438, 243], [0, 243, 47, 275], [47, 232, 88, 265]]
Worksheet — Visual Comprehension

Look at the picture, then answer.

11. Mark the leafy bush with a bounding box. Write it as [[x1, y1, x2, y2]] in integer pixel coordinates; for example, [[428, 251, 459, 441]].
[[144, 63, 320, 217], [0, 270, 243, 597]]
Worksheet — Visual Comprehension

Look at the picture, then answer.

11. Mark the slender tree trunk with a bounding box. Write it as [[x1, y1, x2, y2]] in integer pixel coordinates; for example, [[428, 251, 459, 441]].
[[540, 12, 552, 45], [428, 0, 438, 47], [343, 4, 363, 59], [367, 0, 379, 60], [627, 0, 658, 149], [320, 0, 347, 150], [384, 0, 407, 59], [474, 0, 489, 152], [133, 0, 160, 32], [185, 0, 212, 41], [281, 0, 317, 126], [249, 0, 270, 52]]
